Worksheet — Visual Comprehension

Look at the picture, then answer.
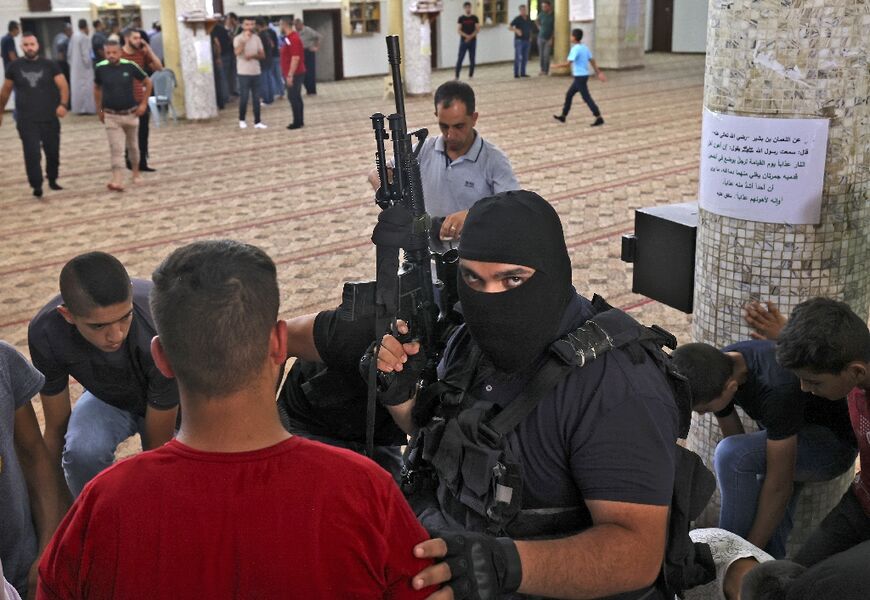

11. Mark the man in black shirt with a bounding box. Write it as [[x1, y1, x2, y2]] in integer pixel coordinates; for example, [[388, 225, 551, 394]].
[[455, 2, 480, 79], [28, 252, 179, 497], [210, 21, 231, 108], [1, 21, 19, 70], [255, 18, 275, 104], [91, 20, 107, 64], [509, 4, 532, 78], [673, 340, 857, 558], [0, 32, 69, 198], [380, 191, 679, 599], [277, 310, 406, 479], [94, 39, 151, 192]]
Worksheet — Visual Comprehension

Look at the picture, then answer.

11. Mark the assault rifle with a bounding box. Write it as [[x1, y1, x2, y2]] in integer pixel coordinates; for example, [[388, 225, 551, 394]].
[[340, 35, 461, 457]]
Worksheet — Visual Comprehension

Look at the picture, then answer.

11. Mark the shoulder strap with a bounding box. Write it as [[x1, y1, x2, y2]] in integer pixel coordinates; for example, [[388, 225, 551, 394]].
[[483, 358, 572, 444], [482, 296, 679, 444]]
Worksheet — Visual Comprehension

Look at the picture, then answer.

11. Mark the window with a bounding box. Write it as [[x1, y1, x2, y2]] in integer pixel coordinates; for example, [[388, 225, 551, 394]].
[[342, 0, 380, 36], [481, 0, 508, 26]]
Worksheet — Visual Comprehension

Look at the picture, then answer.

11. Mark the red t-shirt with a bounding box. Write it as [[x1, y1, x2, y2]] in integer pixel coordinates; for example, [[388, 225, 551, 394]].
[[280, 31, 306, 78], [120, 47, 154, 103], [37, 437, 433, 599], [848, 387, 870, 517]]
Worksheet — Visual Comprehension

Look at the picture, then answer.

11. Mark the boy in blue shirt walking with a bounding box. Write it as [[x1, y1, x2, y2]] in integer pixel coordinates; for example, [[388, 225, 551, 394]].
[[553, 28, 606, 126]]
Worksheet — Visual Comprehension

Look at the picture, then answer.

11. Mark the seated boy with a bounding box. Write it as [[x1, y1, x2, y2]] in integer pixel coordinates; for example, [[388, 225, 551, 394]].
[[755, 297, 870, 599], [673, 338, 856, 557], [27, 252, 179, 496], [0, 342, 69, 599]]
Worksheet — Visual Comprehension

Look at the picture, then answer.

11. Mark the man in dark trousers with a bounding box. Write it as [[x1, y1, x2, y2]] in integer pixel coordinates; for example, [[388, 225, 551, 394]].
[[1, 21, 19, 71], [121, 28, 162, 172], [509, 4, 532, 78], [294, 18, 321, 95], [0, 32, 69, 198], [279, 17, 305, 130], [455, 2, 480, 79]]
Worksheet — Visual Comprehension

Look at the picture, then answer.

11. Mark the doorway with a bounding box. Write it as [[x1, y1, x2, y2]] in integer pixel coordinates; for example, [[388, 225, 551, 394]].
[[303, 9, 343, 81], [651, 0, 673, 52], [429, 15, 438, 69], [20, 17, 71, 60]]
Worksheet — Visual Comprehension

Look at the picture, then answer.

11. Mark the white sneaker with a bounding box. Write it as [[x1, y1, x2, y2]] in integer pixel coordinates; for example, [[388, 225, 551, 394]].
[[239, 121, 247, 129], [254, 122, 268, 129]]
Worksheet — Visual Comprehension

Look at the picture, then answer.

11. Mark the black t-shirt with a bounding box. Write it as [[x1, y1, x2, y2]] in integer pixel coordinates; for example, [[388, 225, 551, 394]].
[[5, 57, 61, 122], [434, 293, 678, 527], [210, 24, 233, 58], [267, 28, 280, 58], [719, 340, 855, 445], [27, 279, 179, 417], [258, 30, 273, 67], [510, 16, 532, 41], [1, 34, 17, 69], [94, 59, 146, 110], [278, 310, 406, 446], [91, 31, 107, 57], [458, 15, 479, 36]]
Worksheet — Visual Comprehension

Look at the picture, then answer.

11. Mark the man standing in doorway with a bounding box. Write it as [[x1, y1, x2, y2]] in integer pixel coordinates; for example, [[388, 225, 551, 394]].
[[52, 23, 72, 86], [69, 19, 96, 114], [1, 21, 19, 120], [1, 21, 19, 72], [91, 20, 107, 65], [455, 2, 480, 79], [294, 18, 321, 96], [509, 5, 532, 78], [280, 17, 305, 130], [0, 32, 69, 198], [537, 0, 554, 75], [121, 28, 162, 172], [234, 17, 267, 129], [94, 39, 152, 191], [210, 18, 232, 109]]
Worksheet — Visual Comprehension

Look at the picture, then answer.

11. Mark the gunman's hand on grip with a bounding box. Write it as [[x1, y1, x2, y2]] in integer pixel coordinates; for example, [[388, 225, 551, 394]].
[[360, 321, 426, 406]]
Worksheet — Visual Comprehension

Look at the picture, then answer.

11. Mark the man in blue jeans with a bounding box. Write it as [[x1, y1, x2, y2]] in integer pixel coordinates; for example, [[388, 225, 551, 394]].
[[672, 339, 857, 558], [553, 28, 605, 126], [455, 2, 480, 79], [27, 252, 179, 496], [509, 5, 532, 78]]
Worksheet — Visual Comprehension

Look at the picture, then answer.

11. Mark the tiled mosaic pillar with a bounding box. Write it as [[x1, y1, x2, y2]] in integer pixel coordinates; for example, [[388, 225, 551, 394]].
[[690, 0, 869, 555], [593, 0, 645, 69], [403, 5, 432, 95], [174, 0, 219, 120]]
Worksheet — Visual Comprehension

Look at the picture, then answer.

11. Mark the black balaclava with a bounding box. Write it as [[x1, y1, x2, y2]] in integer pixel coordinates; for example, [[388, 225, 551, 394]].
[[458, 190, 573, 373]]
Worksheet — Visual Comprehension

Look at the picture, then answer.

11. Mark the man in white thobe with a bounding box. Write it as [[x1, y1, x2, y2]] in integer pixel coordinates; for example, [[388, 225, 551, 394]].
[[69, 19, 95, 114]]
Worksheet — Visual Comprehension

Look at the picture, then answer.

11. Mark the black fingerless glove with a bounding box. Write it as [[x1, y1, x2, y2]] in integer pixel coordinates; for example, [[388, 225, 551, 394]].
[[359, 341, 427, 406], [431, 530, 522, 599]]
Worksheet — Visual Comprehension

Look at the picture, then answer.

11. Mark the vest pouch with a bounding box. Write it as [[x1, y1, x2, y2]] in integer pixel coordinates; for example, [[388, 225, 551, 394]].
[[429, 403, 524, 531]]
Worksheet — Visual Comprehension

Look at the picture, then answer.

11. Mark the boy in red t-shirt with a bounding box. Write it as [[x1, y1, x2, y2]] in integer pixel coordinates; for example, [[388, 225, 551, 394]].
[[37, 240, 433, 600]]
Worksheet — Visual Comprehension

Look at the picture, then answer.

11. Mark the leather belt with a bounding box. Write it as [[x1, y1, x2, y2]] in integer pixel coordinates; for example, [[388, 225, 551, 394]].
[[103, 107, 137, 115]]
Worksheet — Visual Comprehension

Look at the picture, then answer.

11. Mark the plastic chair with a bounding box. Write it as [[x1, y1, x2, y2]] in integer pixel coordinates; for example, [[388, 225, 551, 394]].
[[149, 69, 178, 127]]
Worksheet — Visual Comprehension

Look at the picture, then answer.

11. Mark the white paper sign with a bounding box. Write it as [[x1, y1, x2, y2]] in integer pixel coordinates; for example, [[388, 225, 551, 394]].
[[699, 109, 829, 224], [570, 0, 594, 21], [194, 38, 213, 74]]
